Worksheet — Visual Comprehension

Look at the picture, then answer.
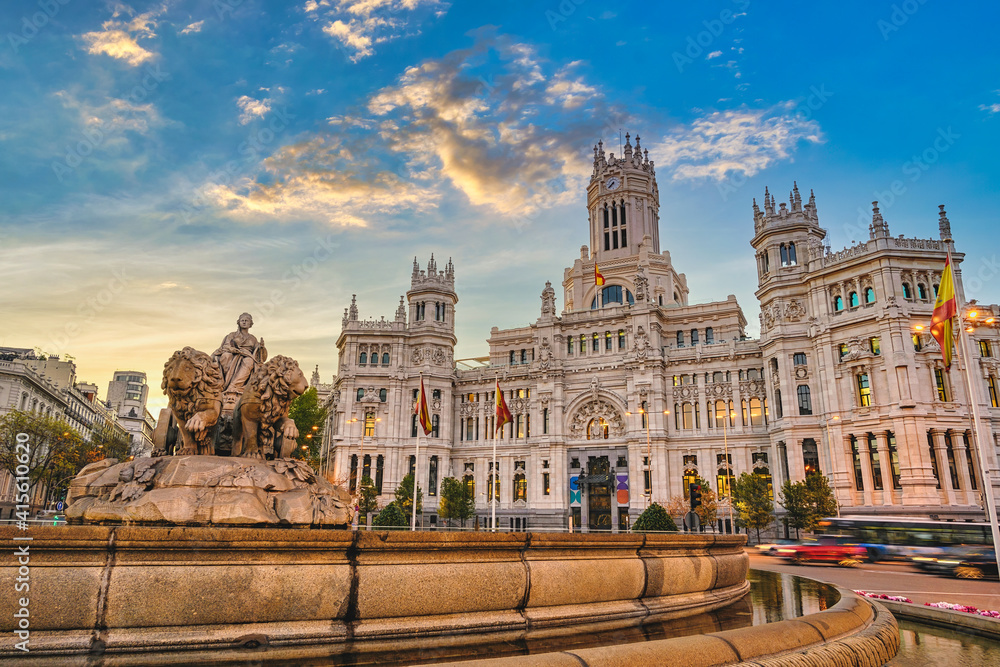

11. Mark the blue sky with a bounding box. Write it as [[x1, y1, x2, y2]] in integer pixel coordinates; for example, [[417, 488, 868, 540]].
[[2, 0, 999, 413]]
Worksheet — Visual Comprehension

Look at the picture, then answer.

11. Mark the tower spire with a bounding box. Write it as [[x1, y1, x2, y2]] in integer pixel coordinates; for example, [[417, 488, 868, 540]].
[[870, 201, 890, 239], [938, 204, 953, 241]]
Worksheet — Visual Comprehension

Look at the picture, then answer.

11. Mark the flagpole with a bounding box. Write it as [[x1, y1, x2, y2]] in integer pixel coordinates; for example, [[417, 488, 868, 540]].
[[492, 375, 498, 532], [949, 242, 1000, 572], [412, 374, 422, 532]]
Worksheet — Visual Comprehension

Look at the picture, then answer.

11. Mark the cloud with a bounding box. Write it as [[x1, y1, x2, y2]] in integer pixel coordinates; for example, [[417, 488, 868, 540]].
[[707, 50, 722, 59], [204, 33, 628, 226], [80, 4, 163, 66], [308, 0, 449, 62], [980, 91, 1000, 115], [180, 20, 204, 35], [236, 95, 272, 124], [54, 90, 164, 135], [651, 107, 823, 182]]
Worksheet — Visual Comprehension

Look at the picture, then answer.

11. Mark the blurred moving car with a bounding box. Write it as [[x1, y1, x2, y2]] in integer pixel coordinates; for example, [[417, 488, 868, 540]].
[[911, 547, 998, 579], [754, 538, 799, 556], [776, 535, 867, 565]]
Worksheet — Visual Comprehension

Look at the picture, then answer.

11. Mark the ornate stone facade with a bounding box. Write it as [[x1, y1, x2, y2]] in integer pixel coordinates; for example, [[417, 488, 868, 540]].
[[324, 139, 1000, 532]]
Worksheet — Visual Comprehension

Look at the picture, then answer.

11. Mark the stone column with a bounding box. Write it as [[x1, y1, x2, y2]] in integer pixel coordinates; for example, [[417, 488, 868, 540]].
[[953, 432, 976, 505], [874, 431, 896, 503], [931, 430, 957, 507], [855, 434, 875, 506]]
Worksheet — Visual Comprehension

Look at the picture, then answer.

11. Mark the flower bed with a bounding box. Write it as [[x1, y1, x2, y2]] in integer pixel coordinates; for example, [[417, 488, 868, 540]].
[[855, 590, 1000, 618]]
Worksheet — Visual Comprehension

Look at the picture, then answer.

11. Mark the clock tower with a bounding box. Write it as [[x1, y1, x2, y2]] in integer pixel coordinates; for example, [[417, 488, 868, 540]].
[[586, 133, 661, 262]]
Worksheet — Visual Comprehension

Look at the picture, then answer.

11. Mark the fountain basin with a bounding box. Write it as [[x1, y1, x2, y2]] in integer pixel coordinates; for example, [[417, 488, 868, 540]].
[[0, 526, 748, 662]]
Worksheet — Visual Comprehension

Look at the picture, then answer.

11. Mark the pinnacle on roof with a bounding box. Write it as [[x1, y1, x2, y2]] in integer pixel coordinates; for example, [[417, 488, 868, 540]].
[[938, 204, 953, 241]]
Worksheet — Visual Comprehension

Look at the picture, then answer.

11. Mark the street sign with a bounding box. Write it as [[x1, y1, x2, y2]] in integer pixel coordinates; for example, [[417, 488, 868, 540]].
[[684, 511, 701, 532], [56, 501, 64, 511]]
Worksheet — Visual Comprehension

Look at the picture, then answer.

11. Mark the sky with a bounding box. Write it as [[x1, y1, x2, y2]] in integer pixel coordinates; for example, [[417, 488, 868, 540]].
[[2, 0, 999, 415]]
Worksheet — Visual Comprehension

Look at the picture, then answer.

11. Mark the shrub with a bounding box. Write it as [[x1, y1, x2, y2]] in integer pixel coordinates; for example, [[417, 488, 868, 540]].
[[372, 501, 408, 528], [633, 503, 678, 532]]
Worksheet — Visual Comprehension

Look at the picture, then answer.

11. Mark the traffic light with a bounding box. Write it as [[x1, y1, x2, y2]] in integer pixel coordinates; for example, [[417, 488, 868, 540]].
[[689, 483, 703, 510]]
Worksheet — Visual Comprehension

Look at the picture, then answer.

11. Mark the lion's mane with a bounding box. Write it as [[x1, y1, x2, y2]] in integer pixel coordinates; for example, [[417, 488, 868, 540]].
[[161, 347, 224, 422], [245, 355, 304, 449]]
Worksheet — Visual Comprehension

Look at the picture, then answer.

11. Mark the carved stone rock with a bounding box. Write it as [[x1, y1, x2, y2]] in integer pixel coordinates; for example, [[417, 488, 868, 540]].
[[65, 456, 352, 527]]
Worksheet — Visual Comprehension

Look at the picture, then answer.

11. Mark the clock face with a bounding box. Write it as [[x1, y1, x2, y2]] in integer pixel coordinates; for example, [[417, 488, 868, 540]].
[[606, 176, 620, 190]]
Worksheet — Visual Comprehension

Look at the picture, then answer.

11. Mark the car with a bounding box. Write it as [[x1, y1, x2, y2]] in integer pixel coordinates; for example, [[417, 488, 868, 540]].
[[754, 538, 799, 556], [776, 535, 867, 566], [912, 546, 998, 579]]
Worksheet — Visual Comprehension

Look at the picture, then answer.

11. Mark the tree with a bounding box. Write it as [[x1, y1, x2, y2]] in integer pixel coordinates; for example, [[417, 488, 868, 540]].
[[394, 473, 423, 518], [287, 387, 326, 468], [357, 475, 379, 521], [732, 473, 774, 545], [633, 503, 678, 532], [372, 501, 407, 528], [693, 476, 718, 531], [0, 410, 86, 506], [779, 472, 839, 538], [779, 479, 811, 539], [438, 476, 475, 527], [666, 496, 688, 526], [805, 471, 839, 522]]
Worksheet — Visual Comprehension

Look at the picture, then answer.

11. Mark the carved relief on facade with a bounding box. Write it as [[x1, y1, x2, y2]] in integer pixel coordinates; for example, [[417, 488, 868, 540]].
[[785, 299, 806, 321], [672, 385, 700, 401], [841, 337, 873, 362], [705, 383, 732, 399], [568, 399, 626, 439], [632, 326, 651, 359], [794, 365, 809, 380], [538, 337, 553, 369], [460, 401, 480, 417], [540, 282, 557, 317], [634, 267, 650, 302], [431, 346, 447, 366], [739, 379, 765, 397], [410, 347, 424, 364]]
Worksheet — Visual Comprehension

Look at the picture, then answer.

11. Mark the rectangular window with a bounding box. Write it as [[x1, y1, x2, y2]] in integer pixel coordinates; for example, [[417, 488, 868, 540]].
[[516, 414, 523, 439], [851, 437, 864, 491], [980, 340, 993, 357], [964, 433, 978, 490], [839, 343, 849, 360], [568, 338, 574, 354], [543, 408, 549, 434], [868, 434, 883, 490], [605, 332, 613, 350], [887, 432, 902, 489], [593, 333, 599, 351], [543, 472, 550, 495], [934, 369, 948, 402], [858, 373, 872, 407], [525, 413, 530, 438], [989, 377, 999, 408], [428, 456, 438, 496], [580, 334, 586, 353], [927, 432, 941, 489], [644, 470, 651, 495], [618, 330, 626, 348], [793, 352, 807, 365], [870, 337, 881, 355], [913, 334, 922, 351]]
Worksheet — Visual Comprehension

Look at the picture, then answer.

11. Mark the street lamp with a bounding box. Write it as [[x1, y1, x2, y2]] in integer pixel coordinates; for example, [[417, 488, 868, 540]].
[[957, 305, 1000, 576], [722, 408, 736, 534], [627, 408, 666, 507]]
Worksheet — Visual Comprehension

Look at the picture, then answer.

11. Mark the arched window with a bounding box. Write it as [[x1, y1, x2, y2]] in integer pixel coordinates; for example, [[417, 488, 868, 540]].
[[797, 385, 812, 415], [382, 352, 390, 365], [428, 456, 438, 496], [917, 284, 927, 300], [520, 349, 527, 364], [618, 330, 626, 348], [690, 328, 699, 345], [788, 242, 797, 265], [849, 292, 859, 307], [933, 284, 939, 297], [464, 473, 475, 499], [682, 403, 694, 429], [834, 296, 844, 311], [379, 388, 387, 402], [510, 350, 516, 365], [619, 199, 628, 246], [749, 398, 763, 426], [359, 351, 367, 364], [593, 333, 600, 351], [513, 467, 527, 502], [864, 287, 875, 304], [673, 291, 680, 302], [611, 204, 619, 249], [603, 204, 610, 251], [587, 417, 610, 440], [705, 327, 714, 344], [902, 282, 912, 299], [567, 337, 574, 354], [780, 243, 788, 266], [431, 414, 440, 438], [774, 389, 783, 418], [802, 439, 820, 475]]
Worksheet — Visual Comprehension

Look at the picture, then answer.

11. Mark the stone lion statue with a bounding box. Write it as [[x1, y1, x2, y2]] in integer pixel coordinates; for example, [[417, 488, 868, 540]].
[[231, 355, 308, 459], [162, 347, 224, 456]]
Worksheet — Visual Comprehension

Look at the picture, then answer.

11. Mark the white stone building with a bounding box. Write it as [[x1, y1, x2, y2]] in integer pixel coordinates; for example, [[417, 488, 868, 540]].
[[322, 135, 1000, 532], [107, 370, 155, 457]]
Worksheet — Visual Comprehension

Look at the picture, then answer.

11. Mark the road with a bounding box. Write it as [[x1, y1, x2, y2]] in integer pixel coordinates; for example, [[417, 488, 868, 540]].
[[747, 550, 1000, 610]]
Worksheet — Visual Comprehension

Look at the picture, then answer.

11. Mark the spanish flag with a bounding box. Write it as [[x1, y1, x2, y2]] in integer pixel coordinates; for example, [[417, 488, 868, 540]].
[[415, 376, 433, 435], [930, 256, 957, 370], [595, 263, 605, 286], [495, 379, 512, 435]]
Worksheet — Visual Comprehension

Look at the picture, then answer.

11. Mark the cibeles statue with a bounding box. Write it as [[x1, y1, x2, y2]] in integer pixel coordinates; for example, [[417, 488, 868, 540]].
[[213, 312, 268, 414], [67, 315, 352, 527]]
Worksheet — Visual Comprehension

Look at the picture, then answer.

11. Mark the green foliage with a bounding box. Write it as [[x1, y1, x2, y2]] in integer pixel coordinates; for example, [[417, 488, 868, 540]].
[[779, 472, 838, 538], [438, 476, 475, 526], [732, 473, 775, 543], [0, 410, 118, 506], [357, 475, 379, 518], [394, 473, 422, 517], [372, 501, 407, 528], [287, 387, 326, 467], [633, 502, 678, 532], [693, 476, 718, 529]]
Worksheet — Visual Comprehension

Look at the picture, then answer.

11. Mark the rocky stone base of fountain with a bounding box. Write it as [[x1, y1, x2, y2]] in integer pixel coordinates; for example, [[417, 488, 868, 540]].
[[65, 455, 352, 527]]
